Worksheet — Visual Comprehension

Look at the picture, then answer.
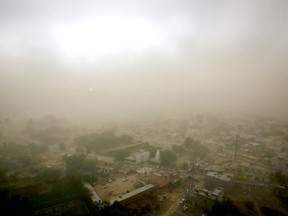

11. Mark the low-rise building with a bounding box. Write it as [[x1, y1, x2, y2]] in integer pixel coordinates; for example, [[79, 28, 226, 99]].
[[149, 172, 170, 187], [136, 167, 154, 177], [195, 187, 224, 212], [96, 155, 117, 173], [125, 150, 150, 164], [205, 171, 233, 191]]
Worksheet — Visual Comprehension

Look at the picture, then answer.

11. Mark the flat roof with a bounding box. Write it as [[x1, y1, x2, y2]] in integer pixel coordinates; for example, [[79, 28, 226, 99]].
[[196, 187, 224, 201], [110, 184, 155, 204], [206, 171, 233, 182], [152, 172, 163, 177]]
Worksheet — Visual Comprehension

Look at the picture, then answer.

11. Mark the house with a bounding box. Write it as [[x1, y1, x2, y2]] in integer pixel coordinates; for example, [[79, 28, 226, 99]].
[[205, 171, 233, 191], [149, 172, 170, 187], [242, 142, 263, 154], [195, 187, 224, 212], [96, 155, 117, 173], [125, 150, 150, 164], [136, 167, 154, 177]]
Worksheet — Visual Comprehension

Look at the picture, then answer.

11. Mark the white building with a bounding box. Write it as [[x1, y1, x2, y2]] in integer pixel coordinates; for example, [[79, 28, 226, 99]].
[[126, 150, 150, 164], [96, 155, 117, 173]]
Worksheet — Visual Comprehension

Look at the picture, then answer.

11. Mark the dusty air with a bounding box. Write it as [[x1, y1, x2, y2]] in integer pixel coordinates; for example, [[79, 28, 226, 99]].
[[0, 0, 288, 215]]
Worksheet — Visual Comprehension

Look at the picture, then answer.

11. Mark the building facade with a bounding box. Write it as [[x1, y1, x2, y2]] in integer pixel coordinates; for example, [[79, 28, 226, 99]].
[[195, 187, 224, 212]]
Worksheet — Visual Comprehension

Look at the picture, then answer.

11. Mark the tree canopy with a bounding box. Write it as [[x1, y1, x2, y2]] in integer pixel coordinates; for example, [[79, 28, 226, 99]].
[[75, 131, 133, 154], [160, 150, 177, 167], [183, 137, 209, 158], [64, 154, 97, 183]]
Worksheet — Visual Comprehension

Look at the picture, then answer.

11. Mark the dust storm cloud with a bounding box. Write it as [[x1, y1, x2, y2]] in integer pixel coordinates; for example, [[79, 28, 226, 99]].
[[0, 0, 288, 124]]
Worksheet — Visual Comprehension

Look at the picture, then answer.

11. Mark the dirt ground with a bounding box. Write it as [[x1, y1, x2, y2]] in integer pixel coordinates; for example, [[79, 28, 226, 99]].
[[93, 173, 147, 200], [229, 183, 288, 215], [39, 145, 65, 168]]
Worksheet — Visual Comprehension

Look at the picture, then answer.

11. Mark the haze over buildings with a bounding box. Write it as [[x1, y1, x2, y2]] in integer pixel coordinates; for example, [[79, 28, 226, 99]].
[[0, 0, 288, 124]]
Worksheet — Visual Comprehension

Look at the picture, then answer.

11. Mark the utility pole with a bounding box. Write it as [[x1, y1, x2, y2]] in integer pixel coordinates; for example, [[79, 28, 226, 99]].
[[234, 133, 240, 162], [189, 151, 195, 190]]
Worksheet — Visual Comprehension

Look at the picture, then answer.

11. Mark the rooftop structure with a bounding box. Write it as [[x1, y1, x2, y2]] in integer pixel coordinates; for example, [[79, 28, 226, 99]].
[[110, 184, 155, 204], [195, 187, 224, 212], [206, 171, 233, 182], [136, 167, 154, 176], [196, 187, 224, 201], [149, 172, 170, 187], [205, 171, 234, 191], [125, 149, 150, 164], [96, 155, 117, 173]]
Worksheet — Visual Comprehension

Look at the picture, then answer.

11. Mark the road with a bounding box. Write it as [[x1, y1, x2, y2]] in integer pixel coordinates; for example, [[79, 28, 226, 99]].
[[162, 199, 181, 216]]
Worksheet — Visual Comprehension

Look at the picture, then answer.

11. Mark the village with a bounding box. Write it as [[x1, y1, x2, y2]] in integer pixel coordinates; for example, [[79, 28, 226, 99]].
[[0, 114, 288, 215]]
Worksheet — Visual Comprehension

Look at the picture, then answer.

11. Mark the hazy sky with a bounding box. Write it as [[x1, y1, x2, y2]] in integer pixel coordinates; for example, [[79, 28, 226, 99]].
[[0, 0, 288, 123]]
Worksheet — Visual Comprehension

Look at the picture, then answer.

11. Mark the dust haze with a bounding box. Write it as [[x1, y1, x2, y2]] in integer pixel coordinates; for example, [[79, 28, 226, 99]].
[[2, 1, 288, 216], [1, 0, 288, 124]]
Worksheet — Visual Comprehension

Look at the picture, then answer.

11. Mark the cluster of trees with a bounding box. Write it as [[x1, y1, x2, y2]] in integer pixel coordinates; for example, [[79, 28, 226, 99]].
[[1, 142, 48, 167], [75, 131, 133, 154], [172, 137, 209, 159], [261, 129, 285, 138], [274, 171, 288, 187], [161, 137, 209, 168], [172, 144, 186, 154], [94, 192, 161, 216], [260, 206, 286, 216], [211, 199, 286, 216], [160, 150, 177, 167], [2, 142, 48, 155], [183, 137, 209, 158], [35, 167, 62, 183], [210, 198, 244, 216], [64, 154, 97, 183], [107, 148, 130, 161], [107, 142, 158, 161], [92, 201, 129, 216], [24, 115, 68, 145], [0, 180, 89, 216]]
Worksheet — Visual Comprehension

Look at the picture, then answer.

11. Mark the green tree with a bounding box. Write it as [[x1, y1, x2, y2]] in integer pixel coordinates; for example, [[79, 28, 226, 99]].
[[35, 168, 62, 183], [172, 144, 186, 154], [211, 198, 242, 216], [160, 150, 177, 167], [17, 153, 38, 166], [96, 201, 129, 216], [64, 154, 97, 183], [183, 137, 209, 158], [274, 171, 288, 187], [75, 131, 133, 153]]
